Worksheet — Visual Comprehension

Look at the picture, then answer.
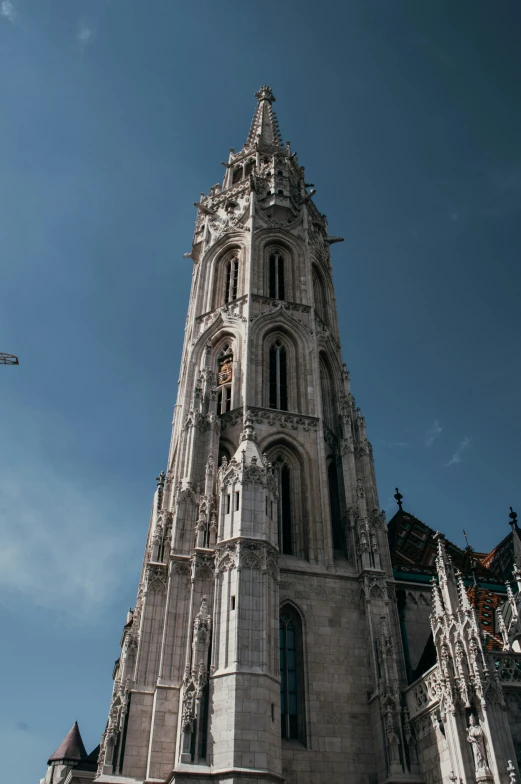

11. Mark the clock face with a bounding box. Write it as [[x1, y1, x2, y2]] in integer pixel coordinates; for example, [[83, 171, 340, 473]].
[[218, 362, 232, 385]]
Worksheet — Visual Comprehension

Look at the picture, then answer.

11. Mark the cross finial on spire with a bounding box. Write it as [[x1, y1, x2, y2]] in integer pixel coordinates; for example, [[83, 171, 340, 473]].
[[394, 488, 403, 509], [509, 506, 518, 529]]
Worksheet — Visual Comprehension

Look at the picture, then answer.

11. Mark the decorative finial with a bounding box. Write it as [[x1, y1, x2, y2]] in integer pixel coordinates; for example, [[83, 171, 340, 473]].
[[394, 488, 403, 509], [255, 85, 275, 104], [156, 471, 166, 488], [509, 507, 518, 529]]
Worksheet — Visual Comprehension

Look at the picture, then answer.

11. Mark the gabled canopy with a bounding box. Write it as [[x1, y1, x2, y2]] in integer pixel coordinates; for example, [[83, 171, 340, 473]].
[[48, 721, 87, 764]]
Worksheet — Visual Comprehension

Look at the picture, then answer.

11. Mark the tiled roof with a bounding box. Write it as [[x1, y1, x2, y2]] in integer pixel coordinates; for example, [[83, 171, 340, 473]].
[[389, 507, 508, 590], [467, 585, 503, 651], [48, 721, 87, 764]]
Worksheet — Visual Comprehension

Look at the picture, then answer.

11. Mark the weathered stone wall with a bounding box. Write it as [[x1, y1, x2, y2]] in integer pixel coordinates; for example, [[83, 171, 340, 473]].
[[279, 564, 377, 784]]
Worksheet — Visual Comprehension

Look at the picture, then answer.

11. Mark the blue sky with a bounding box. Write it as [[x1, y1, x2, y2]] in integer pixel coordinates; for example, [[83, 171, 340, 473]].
[[1, 1, 520, 781]]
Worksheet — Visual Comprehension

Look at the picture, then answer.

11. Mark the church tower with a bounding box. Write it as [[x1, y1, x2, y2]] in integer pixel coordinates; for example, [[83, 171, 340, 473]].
[[95, 87, 417, 784]]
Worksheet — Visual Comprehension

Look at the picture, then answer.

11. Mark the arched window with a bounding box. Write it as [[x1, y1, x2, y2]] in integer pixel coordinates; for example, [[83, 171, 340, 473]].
[[269, 341, 288, 411], [319, 355, 335, 431], [224, 257, 239, 304], [217, 343, 233, 414], [269, 251, 285, 300], [279, 605, 305, 743], [232, 167, 242, 184], [274, 456, 292, 555], [328, 462, 344, 553], [312, 267, 327, 324]]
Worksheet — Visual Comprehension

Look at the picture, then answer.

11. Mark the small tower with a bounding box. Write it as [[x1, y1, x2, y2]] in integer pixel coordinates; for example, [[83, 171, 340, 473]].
[[40, 722, 87, 784]]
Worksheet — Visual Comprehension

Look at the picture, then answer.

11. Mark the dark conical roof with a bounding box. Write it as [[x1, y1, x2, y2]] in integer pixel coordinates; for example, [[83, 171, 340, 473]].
[[48, 721, 87, 764]]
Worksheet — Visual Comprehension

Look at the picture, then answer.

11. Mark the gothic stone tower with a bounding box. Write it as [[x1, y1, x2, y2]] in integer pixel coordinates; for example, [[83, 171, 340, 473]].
[[95, 87, 417, 784]]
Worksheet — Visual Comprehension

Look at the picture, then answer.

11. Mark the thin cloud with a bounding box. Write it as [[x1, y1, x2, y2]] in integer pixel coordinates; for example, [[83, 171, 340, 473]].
[[425, 420, 442, 447], [0, 463, 136, 623], [77, 19, 94, 48], [1, 0, 16, 23], [446, 436, 471, 467]]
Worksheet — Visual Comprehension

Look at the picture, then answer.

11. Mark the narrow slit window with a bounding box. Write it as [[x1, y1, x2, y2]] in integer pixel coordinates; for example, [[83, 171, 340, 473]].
[[268, 252, 285, 300], [231, 595, 236, 610], [235, 491, 240, 511], [274, 457, 293, 555], [225, 257, 239, 303], [226, 494, 231, 515], [280, 608, 305, 743], [269, 340, 288, 411]]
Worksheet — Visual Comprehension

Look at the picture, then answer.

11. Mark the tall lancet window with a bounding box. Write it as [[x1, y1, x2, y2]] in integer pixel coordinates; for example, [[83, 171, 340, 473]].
[[328, 462, 344, 552], [312, 267, 327, 325], [279, 605, 305, 743], [216, 343, 233, 415], [274, 456, 292, 555], [319, 356, 335, 431], [269, 251, 285, 300], [269, 340, 288, 411], [224, 256, 239, 304]]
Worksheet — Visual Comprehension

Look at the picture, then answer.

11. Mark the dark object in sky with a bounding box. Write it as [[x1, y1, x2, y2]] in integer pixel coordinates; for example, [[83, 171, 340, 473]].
[[394, 486, 403, 509], [0, 352, 18, 365]]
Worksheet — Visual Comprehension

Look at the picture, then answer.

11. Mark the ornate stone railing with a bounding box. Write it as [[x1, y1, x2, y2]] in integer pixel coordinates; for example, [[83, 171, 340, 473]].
[[403, 664, 440, 721], [493, 652, 521, 685]]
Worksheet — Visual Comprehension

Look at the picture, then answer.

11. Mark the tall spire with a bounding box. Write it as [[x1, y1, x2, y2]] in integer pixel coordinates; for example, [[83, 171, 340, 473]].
[[244, 85, 283, 149]]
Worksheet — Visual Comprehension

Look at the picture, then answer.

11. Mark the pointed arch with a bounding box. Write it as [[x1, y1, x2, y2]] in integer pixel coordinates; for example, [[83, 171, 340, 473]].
[[312, 263, 328, 325], [269, 339, 288, 411], [251, 311, 312, 413], [279, 602, 306, 745], [319, 352, 336, 431], [327, 460, 345, 553], [261, 436, 313, 560], [254, 230, 306, 302], [267, 246, 286, 300], [208, 245, 244, 311]]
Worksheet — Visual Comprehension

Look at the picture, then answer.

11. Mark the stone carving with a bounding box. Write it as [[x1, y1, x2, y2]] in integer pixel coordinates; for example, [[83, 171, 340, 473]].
[[180, 596, 212, 763], [219, 407, 244, 430], [467, 714, 491, 780], [495, 653, 521, 683], [247, 406, 318, 431], [146, 563, 167, 591]]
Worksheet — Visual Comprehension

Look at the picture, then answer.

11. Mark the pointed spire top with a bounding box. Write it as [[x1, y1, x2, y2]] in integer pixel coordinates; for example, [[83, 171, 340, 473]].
[[509, 506, 518, 529], [430, 577, 444, 618], [256, 85, 275, 103], [48, 721, 87, 764], [245, 86, 283, 150]]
